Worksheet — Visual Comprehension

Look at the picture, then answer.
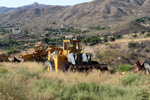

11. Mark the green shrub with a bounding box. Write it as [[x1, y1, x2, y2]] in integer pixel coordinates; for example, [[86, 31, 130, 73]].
[[8, 48, 20, 54], [145, 49, 150, 52], [0, 74, 148, 100], [128, 42, 137, 48], [42, 37, 50, 44], [110, 68, 117, 74], [89, 26, 106, 30], [146, 33, 150, 37], [136, 18, 145, 23], [140, 44, 146, 48], [114, 34, 122, 39], [0, 67, 8, 74], [96, 51, 103, 59], [89, 38, 100, 45], [103, 35, 108, 42], [81, 36, 101, 45], [17, 67, 39, 80], [130, 52, 138, 59], [117, 64, 133, 72], [141, 31, 145, 34], [132, 34, 137, 37], [120, 74, 142, 86], [104, 43, 109, 45], [52, 21, 56, 24], [109, 37, 115, 41]]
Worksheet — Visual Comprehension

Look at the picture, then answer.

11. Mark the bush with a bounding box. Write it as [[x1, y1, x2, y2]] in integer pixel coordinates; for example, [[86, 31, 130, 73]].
[[128, 42, 137, 48], [81, 36, 101, 45], [110, 68, 116, 74], [139, 44, 146, 48], [0, 67, 8, 74], [146, 33, 150, 37], [89, 38, 99, 45], [130, 52, 138, 59], [145, 49, 150, 52], [132, 34, 137, 38], [81, 39, 87, 43], [120, 74, 141, 86], [136, 18, 145, 23], [103, 35, 108, 42], [114, 34, 122, 39], [96, 51, 103, 59], [17, 67, 39, 80], [109, 37, 115, 41], [8, 48, 20, 54], [117, 64, 133, 72], [42, 37, 50, 44], [29, 81, 146, 100]]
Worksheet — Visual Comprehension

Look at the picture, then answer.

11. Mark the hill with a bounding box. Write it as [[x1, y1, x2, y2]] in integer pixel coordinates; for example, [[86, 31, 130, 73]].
[[0, 2, 53, 14], [1, 0, 150, 28], [0, 0, 150, 43], [109, 21, 150, 35], [57, 0, 150, 27]]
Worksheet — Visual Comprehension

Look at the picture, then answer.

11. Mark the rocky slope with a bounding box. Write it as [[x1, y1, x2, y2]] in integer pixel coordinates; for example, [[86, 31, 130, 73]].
[[0, 0, 150, 31]]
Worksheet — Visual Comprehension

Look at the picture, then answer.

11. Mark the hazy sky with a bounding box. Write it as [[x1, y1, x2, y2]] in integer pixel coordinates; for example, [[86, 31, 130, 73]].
[[0, 0, 93, 7]]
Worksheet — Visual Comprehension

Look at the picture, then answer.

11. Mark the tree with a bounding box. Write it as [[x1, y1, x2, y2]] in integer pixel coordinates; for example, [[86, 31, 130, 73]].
[[114, 34, 122, 39], [43, 37, 50, 44], [103, 35, 108, 42], [24, 30, 29, 35], [45, 33, 49, 37], [109, 37, 115, 41]]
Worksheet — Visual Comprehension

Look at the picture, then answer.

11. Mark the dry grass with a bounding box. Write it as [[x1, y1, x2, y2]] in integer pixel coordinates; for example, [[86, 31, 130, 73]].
[[0, 62, 150, 100], [93, 36, 150, 68], [1, 62, 122, 85], [108, 37, 150, 45]]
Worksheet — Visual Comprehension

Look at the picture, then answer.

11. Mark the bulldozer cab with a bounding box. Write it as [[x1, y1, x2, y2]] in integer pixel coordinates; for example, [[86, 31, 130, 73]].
[[63, 40, 82, 55]]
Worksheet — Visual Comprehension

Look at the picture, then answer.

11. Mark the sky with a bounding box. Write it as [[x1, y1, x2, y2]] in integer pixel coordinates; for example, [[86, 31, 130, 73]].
[[0, 0, 93, 7]]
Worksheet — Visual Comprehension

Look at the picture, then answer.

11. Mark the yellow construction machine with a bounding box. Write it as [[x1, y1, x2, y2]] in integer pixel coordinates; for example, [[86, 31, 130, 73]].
[[43, 40, 108, 72], [20, 39, 107, 72], [22, 42, 51, 62]]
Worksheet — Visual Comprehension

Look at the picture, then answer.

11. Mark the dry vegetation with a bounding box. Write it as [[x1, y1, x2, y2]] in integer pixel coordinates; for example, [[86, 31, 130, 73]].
[[1, 0, 150, 99], [0, 62, 150, 100], [93, 36, 150, 69]]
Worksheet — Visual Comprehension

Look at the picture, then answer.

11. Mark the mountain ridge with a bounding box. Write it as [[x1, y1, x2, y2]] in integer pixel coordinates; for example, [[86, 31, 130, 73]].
[[0, 2, 56, 14], [0, 0, 150, 30]]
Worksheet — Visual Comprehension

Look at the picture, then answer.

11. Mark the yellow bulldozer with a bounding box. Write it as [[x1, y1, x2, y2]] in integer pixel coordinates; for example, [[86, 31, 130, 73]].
[[43, 39, 108, 72], [13, 39, 107, 72]]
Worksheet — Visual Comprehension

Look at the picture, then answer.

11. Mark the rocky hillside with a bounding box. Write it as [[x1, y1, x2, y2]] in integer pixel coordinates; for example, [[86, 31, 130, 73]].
[[57, 0, 150, 27], [0, 0, 150, 33]]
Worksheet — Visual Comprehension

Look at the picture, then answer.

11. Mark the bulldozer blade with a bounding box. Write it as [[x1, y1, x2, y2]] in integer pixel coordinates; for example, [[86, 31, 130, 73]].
[[13, 57, 21, 62], [68, 64, 108, 72]]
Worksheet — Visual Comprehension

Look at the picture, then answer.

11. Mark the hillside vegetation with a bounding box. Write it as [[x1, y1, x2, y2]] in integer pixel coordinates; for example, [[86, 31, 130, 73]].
[[1, 0, 150, 45], [1, 0, 150, 99]]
